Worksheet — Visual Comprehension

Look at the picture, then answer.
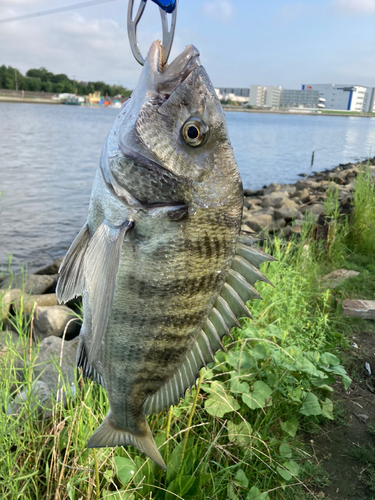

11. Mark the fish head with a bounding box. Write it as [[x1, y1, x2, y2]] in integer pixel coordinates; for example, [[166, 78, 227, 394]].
[[116, 41, 241, 193]]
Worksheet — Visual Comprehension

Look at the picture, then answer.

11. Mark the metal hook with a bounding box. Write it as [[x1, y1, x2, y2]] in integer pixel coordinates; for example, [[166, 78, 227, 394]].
[[127, 0, 178, 66]]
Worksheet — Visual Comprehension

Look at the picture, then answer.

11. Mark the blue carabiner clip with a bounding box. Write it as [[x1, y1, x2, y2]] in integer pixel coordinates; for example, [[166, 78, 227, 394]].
[[151, 0, 177, 14]]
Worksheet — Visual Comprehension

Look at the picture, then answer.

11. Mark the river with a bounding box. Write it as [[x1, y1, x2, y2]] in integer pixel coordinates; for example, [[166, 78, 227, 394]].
[[1, 102, 374, 271]]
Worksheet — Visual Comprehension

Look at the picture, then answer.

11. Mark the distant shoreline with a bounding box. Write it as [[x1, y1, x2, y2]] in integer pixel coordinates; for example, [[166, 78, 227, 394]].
[[1, 95, 374, 118], [222, 105, 375, 118]]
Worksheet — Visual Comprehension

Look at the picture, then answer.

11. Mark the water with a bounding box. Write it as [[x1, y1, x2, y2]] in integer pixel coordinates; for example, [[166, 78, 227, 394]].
[[1, 103, 374, 271]]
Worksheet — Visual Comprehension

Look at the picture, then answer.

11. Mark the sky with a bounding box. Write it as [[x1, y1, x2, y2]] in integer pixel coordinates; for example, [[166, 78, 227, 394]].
[[0, 0, 374, 90]]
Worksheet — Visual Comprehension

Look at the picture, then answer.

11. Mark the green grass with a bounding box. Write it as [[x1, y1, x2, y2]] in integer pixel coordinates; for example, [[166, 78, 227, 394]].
[[1, 161, 374, 499]]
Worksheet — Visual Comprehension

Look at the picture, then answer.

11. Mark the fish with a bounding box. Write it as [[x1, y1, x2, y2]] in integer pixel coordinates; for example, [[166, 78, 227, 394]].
[[56, 41, 275, 470]]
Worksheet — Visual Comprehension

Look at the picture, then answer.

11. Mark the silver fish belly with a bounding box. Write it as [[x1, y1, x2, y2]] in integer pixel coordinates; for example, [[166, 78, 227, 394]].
[[56, 41, 274, 470]]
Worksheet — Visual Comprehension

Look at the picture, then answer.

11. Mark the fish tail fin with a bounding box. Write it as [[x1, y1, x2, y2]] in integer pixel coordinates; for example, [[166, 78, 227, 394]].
[[87, 412, 166, 470]]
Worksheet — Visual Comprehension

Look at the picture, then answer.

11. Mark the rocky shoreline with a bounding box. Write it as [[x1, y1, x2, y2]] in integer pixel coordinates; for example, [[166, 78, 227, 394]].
[[242, 156, 375, 238], [1, 157, 374, 417]]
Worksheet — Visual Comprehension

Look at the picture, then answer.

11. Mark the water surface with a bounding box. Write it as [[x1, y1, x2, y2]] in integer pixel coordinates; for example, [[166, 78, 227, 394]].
[[0, 103, 374, 270]]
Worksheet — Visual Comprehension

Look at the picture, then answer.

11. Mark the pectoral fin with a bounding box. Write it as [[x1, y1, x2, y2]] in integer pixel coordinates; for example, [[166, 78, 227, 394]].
[[56, 224, 90, 303], [84, 219, 134, 365]]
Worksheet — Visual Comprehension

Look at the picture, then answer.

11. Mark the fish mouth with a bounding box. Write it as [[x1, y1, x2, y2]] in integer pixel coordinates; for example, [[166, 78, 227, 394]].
[[148, 41, 201, 96]]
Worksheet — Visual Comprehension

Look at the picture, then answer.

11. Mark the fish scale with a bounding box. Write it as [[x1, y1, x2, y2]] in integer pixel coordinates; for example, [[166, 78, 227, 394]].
[[56, 41, 275, 470]]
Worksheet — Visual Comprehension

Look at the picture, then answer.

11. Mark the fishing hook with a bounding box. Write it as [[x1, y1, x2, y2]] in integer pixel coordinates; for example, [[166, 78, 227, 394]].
[[127, 0, 178, 66]]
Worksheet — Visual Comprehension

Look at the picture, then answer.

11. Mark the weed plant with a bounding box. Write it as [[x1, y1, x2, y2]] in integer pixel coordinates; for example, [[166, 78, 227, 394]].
[[2, 162, 374, 499]]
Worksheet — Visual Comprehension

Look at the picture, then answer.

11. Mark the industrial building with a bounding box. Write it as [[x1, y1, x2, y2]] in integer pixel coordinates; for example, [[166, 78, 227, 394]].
[[281, 89, 325, 109], [249, 85, 282, 107], [215, 87, 249, 103], [301, 84, 375, 112]]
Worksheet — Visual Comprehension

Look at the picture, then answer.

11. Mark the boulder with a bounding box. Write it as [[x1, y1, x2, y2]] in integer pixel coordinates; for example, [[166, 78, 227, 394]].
[[292, 188, 310, 203], [275, 207, 303, 221], [12, 293, 59, 314], [34, 257, 63, 276], [261, 192, 288, 208], [295, 180, 321, 190], [300, 204, 325, 216], [278, 226, 292, 238], [33, 305, 80, 339], [279, 198, 298, 209], [267, 219, 286, 232], [264, 183, 282, 195], [245, 214, 273, 232], [1, 288, 22, 320], [252, 206, 275, 216], [1, 274, 58, 295], [322, 269, 360, 288], [7, 337, 77, 417]]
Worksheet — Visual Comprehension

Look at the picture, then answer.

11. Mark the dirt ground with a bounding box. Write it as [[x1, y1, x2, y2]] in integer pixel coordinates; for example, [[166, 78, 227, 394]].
[[307, 331, 375, 500]]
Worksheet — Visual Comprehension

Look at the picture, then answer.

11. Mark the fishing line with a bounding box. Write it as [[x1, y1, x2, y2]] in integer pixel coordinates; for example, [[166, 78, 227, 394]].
[[0, 0, 117, 24]]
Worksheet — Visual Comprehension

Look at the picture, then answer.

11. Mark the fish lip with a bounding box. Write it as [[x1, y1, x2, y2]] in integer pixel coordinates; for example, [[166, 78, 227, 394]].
[[148, 41, 201, 96]]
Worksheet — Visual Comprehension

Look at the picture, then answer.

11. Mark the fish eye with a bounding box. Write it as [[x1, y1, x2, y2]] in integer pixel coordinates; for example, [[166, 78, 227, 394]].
[[182, 117, 208, 147]]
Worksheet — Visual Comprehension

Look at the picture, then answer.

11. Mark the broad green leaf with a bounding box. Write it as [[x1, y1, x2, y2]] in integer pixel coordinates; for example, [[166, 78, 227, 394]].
[[246, 486, 269, 499], [311, 375, 336, 390], [285, 460, 300, 477], [293, 354, 319, 376], [114, 457, 135, 485], [242, 381, 272, 410], [277, 466, 292, 481], [227, 350, 254, 371], [230, 376, 250, 394], [321, 398, 334, 420], [250, 344, 268, 360], [300, 392, 321, 416], [279, 443, 292, 459], [227, 420, 252, 447], [320, 352, 340, 366], [280, 417, 299, 437], [304, 351, 320, 364], [178, 475, 196, 496], [204, 381, 240, 417], [234, 469, 249, 488], [341, 373, 352, 390], [287, 386, 302, 402], [166, 442, 183, 483]]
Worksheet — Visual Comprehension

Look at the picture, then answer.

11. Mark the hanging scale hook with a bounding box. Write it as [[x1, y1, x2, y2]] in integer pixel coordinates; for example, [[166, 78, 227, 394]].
[[127, 0, 178, 66]]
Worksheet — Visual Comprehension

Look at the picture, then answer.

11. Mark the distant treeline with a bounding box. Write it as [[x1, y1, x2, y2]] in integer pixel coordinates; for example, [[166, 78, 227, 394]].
[[0, 65, 132, 97]]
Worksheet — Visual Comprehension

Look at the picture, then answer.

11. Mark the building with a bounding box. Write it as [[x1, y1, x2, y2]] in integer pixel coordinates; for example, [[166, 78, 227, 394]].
[[249, 85, 282, 107], [301, 84, 374, 112], [281, 89, 325, 109], [215, 87, 249, 104]]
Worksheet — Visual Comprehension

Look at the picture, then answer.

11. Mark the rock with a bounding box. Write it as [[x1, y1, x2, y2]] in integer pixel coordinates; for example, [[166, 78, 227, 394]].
[[267, 219, 286, 232], [252, 206, 275, 216], [275, 207, 303, 221], [292, 188, 310, 203], [243, 188, 263, 197], [261, 192, 288, 208], [33, 305, 80, 339], [1, 288, 22, 320], [279, 198, 298, 209], [7, 337, 77, 417], [0, 329, 19, 349], [342, 300, 375, 319], [327, 171, 347, 185], [34, 257, 63, 276], [300, 204, 325, 216], [290, 225, 303, 236], [278, 226, 292, 238], [1, 274, 58, 295], [245, 214, 273, 232], [295, 180, 321, 190], [322, 269, 360, 288], [12, 293, 59, 314], [264, 183, 282, 195]]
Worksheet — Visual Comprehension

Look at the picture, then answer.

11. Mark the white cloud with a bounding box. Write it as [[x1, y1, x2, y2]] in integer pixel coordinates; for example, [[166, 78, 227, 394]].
[[202, 0, 234, 25], [274, 3, 317, 24], [334, 0, 375, 15]]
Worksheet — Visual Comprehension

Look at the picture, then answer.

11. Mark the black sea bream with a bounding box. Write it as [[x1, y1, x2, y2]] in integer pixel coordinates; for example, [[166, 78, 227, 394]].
[[57, 41, 274, 470]]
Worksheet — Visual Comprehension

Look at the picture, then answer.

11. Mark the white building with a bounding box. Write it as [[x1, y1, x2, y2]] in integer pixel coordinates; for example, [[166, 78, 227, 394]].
[[301, 84, 374, 112], [215, 87, 249, 104], [249, 85, 282, 107]]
